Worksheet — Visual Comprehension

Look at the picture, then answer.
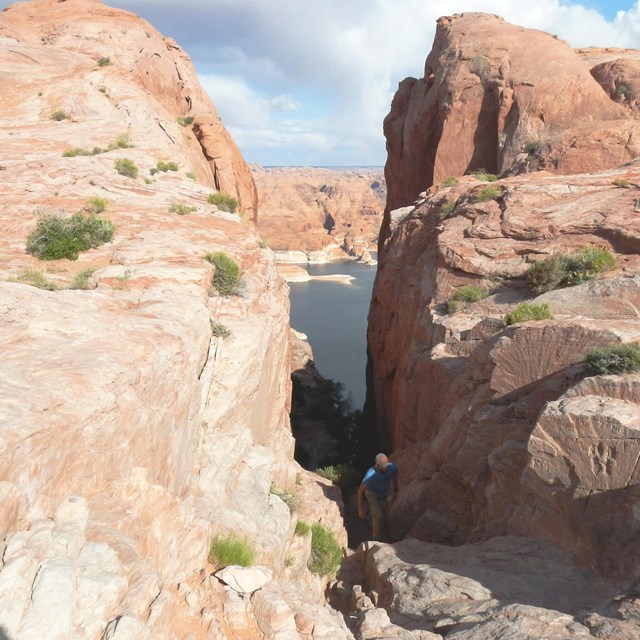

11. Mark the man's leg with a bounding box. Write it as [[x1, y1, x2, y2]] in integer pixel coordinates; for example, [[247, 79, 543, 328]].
[[365, 490, 384, 540]]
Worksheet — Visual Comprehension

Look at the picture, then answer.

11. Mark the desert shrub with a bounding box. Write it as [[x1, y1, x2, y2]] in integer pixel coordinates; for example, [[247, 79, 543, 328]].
[[471, 169, 498, 182], [583, 343, 640, 375], [170, 203, 196, 215], [567, 246, 617, 284], [114, 158, 139, 179], [186, 171, 196, 180], [97, 56, 111, 67], [295, 520, 311, 537], [475, 186, 500, 202], [504, 302, 553, 325], [26, 212, 115, 261], [204, 251, 244, 297], [526, 254, 570, 294], [309, 524, 342, 576], [69, 268, 96, 290], [208, 191, 239, 213], [446, 285, 488, 313], [524, 140, 540, 154], [210, 320, 231, 338], [154, 161, 178, 173], [615, 84, 631, 99], [84, 197, 108, 214], [613, 178, 630, 188], [270, 485, 300, 512], [108, 133, 131, 150], [50, 110, 68, 121], [526, 246, 616, 294], [208, 533, 255, 569], [443, 176, 458, 187], [315, 464, 361, 491], [177, 116, 194, 126], [439, 201, 456, 219], [62, 148, 92, 157], [258, 239, 268, 249], [11, 268, 57, 290]]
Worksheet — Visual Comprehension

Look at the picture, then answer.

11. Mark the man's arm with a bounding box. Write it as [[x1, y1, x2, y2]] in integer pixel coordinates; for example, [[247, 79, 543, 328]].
[[357, 482, 367, 520]]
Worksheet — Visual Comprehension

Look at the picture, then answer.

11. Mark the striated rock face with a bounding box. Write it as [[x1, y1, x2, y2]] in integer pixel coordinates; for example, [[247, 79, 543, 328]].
[[367, 159, 640, 586], [0, 0, 258, 221], [0, 2, 348, 639], [381, 12, 640, 247], [334, 537, 639, 639], [253, 166, 384, 260]]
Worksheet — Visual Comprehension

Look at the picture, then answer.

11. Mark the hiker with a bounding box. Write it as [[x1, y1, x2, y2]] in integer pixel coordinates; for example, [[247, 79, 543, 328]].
[[357, 453, 399, 541]]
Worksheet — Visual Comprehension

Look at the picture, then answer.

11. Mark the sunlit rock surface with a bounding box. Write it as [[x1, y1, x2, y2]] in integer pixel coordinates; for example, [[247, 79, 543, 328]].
[[0, 1, 348, 638]]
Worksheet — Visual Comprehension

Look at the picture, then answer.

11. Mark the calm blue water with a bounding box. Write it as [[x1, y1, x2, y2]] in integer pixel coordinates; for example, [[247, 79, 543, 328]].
[[288, 261, 377, 410]]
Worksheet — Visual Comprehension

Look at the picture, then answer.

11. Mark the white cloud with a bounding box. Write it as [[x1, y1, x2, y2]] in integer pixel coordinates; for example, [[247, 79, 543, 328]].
[[17, 0, 640, 164]]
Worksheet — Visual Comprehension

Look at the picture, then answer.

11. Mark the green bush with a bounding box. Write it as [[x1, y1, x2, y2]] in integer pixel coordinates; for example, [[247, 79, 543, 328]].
[[471, 168, 498, 182], [62, 148, 92, 157], [612, 178, 630, 188], [295, 520, 311, 537], [526, 246, 616, 294], [50, 110, 68, 121], [475, 186, 500, 202], [439, 201, 456, 219], [584, 343, 640, 375], [97, 56, 111, 67], [154, 161, 179, 173], [309, 524, 342, 577], [69, 268, 96, 290], [524, 140, 540, 154], [186, 171, 196, 180], [504, 302, 553, 325], [208, 191, 239, 213], [177, 116, 194, 126], [26, 212, 115, 261], [210, 320, 231, 338], [84, 197, 108, 214], [446, 285, 488, 313], [204, 251, 244, 297], [208, 533, 255, 569], [106, 133, 131, 150], [443, 176, 458, 187], [11, 268, 57, 290], [170, 203, 196, 215], [270, 484, 300, 512], [315, 464, 361, 491], [114, 158, 139, 179]]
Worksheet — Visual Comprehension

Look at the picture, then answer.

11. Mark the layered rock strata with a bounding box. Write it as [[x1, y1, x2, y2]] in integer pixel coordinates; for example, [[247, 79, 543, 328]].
[[0, 1, 349, 638], [368, 158, 640, 589], [253, 166, 383, 261], [382, 12, 640, 246]]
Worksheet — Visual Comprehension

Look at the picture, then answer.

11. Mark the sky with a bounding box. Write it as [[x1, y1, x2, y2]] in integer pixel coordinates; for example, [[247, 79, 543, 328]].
[[5, 0, 640, 165]]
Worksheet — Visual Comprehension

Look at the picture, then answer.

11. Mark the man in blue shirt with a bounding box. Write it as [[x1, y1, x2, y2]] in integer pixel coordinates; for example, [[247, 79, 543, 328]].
[[357, 453, 399, 542]]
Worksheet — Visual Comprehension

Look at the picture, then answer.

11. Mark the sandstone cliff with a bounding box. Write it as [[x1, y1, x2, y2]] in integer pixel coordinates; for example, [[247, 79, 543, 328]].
[[0, 2, 350, 639], [253, 166, 383, 262], [381, 12, 640, 246], [362, 13, 640, 638]]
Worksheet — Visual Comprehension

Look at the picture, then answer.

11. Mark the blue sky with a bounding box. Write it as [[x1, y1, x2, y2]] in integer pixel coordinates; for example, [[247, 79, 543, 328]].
[[3, 0, 640, 165]]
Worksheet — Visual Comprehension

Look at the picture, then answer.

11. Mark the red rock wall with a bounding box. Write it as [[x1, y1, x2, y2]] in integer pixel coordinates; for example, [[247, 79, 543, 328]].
[[368, 158, 640, 578], [381, 12, 640, 249]]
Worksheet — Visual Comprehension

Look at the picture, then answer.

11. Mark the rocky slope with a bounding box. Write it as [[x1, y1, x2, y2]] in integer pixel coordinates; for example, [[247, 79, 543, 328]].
[[0, 2, 350, 639], [253, 166, 384, 263], [363, 12, 640, 639], [381, 12, 640, 246]]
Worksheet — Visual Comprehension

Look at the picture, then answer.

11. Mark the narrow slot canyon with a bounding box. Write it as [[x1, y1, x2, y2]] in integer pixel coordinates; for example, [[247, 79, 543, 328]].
[[1, 2, 640, 640]]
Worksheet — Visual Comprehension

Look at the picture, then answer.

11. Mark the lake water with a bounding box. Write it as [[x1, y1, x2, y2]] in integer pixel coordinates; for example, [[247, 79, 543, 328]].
[[288, 261, 377, 410]]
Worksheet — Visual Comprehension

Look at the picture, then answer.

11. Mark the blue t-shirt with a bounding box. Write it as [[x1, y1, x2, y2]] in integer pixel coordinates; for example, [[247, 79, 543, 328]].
[[362, 462, 398, 497]]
